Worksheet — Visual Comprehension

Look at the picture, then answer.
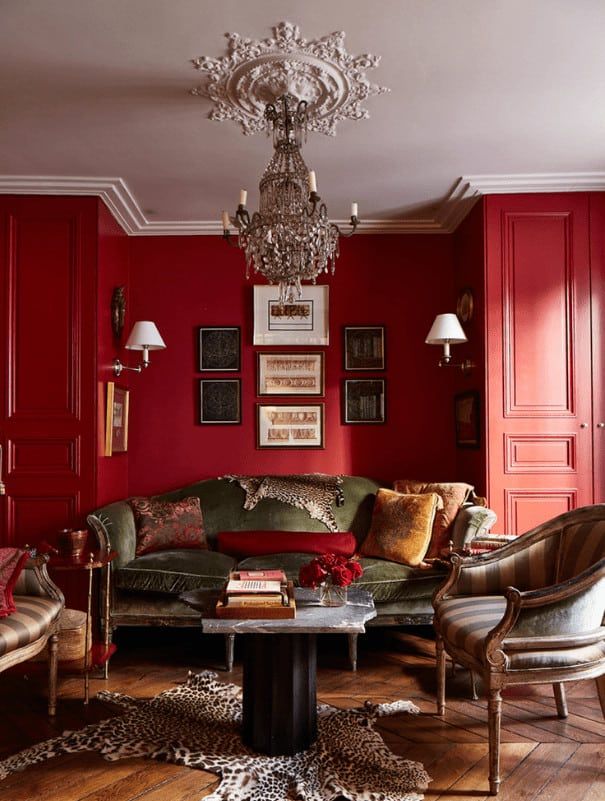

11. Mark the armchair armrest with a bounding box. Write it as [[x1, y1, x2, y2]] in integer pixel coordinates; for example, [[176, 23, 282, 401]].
[[13, 554, 65, 605], [483, 561, 605, 666]]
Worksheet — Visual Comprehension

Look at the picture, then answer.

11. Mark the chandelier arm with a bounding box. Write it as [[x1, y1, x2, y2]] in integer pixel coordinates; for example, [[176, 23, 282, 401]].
[[338, 215, 359, 238], [222, 230, 240, 248], [235, 204, 251, 229], [305, 191, 321, 218]]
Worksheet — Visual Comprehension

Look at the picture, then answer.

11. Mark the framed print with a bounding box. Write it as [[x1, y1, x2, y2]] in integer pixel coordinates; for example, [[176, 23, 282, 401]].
[[344, 326, 385, 370], [105, 382, 129, 455], [199, 326, 240, 371], [200, 379, 241, 424], [343, 379, 385, 424], [257, 352, 324, 396], [454, 391, 480, 448], [257, 404, 324, 448], [253, 285, 329, 345]]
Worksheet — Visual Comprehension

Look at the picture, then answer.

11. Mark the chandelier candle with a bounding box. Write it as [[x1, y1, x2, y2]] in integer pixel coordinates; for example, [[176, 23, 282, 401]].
[[221, 93, 358, 305]]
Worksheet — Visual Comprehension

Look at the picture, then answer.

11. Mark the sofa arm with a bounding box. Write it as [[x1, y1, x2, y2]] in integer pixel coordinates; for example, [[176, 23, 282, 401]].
[[450, 505, 497, 550], [13, 555, 65, 604], [87, 501, 137, 569]]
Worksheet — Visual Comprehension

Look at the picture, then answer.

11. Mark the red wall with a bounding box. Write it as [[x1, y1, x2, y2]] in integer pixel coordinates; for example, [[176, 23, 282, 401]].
[[127, 234, 458, 495], [452, 200, 488, 495], [96, 202, 130, 507]]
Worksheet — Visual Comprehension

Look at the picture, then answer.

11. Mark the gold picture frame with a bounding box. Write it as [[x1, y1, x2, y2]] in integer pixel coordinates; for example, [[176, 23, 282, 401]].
[[105, 382, 129, 455], [257, 352, 325, 396], [256, 403, 325, 449]]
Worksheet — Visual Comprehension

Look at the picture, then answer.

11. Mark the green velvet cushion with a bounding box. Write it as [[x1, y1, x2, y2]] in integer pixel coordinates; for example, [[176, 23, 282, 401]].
[[115, 550, 236, 595], [236, 554, 446, 604]]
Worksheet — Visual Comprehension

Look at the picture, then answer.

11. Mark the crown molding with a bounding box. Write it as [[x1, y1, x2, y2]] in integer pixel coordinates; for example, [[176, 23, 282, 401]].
[[1, 172, 604, 236]]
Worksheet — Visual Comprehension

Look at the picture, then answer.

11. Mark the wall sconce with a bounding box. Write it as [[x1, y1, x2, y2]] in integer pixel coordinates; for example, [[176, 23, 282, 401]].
[[113, 321, 166, 376], [425, 313, 474, 373]]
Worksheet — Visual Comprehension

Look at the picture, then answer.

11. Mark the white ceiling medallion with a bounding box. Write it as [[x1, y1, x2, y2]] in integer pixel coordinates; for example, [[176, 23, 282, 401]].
[[191, 21, 389, 136]]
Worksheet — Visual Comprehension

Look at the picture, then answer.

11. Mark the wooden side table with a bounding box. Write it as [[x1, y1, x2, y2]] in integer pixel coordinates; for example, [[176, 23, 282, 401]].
[[50, 550, 116, 703]]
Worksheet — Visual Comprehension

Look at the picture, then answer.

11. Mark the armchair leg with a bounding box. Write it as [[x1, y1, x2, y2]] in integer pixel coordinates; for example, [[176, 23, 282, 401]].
[[225, 634, 234, 672], [348, 633, 358, 672], [48, 633, 59, 717], [436, 634, 446, 716], [596, 675, 605, 719], [553, 683, 568, 719], [488, 688, 502, 795]]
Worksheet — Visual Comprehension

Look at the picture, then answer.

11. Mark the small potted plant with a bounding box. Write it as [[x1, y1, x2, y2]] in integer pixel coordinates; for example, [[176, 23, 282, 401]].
[[299, 553, 363, 607]]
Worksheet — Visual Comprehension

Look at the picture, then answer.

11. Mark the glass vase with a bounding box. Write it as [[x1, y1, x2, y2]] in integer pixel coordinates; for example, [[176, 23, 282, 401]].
[[319, 577, 348, 607]]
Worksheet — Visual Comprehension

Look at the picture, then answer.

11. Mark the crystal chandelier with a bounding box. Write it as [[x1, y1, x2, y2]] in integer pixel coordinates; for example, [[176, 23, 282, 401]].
[[221, 94, 358, 304]]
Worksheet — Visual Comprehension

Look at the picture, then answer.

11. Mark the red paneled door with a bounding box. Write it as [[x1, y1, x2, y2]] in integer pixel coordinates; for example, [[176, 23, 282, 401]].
[[0, 197, 97, 547], [485, 194, 593, 534]]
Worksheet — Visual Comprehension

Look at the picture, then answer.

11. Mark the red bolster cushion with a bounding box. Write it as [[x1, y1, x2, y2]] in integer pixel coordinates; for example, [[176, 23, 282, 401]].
[[217, 531, 357, 559]]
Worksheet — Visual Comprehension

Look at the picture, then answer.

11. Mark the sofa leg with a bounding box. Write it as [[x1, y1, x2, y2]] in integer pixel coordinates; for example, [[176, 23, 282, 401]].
[[553, 682, 568, 719], [470, 670, 479, 700], [348, 633, 358, 672], [225, 634, 235, 672], [48, 633, 59, 717], [488, 687, 502, 795], [596, 675, 605, 720], [436, 634, 446, 716]]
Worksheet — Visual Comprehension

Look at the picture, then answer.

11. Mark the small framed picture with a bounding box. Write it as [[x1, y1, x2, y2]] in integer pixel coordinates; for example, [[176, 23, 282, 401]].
[[105, 382, 129, 455], [257, 404, 324, 449], [200, 379, 241, 424], [343, 379, 385, 424], [253, 285, 329, 345], [257, 352, 324, 396], [454, 391, 480, 448], [199, 327, 240, 371], [344, 326, 385, 370]]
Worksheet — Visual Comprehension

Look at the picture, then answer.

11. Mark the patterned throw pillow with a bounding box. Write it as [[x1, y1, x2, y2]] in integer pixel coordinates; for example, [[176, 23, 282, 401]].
[[360, 490, 441, 567], [0, 548, 29, 618], [129, 497, 207, 557], [393, 480, 474, 558]]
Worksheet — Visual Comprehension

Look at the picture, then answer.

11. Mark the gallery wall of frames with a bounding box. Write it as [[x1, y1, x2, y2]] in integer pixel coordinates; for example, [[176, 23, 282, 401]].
[[126, 233, 458, 496]]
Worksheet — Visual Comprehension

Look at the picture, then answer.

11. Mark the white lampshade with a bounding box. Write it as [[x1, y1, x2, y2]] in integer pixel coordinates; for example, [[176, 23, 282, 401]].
[[125, 321, 166, 351], [425, 314, 467, 345]]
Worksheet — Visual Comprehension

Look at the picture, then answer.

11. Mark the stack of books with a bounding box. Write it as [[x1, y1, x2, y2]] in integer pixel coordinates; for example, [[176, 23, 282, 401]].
[[469, 533, 518, 554], [216, 570, 296, 619]]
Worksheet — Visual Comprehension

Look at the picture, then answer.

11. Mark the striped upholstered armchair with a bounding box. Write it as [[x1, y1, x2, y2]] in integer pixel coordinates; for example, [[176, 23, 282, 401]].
[[433, 505, 605, 795], [0, 554, 64, 715]]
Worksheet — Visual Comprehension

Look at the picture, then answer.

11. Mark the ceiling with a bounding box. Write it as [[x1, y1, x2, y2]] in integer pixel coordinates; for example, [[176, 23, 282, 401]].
[[2, 0, 605, 234]]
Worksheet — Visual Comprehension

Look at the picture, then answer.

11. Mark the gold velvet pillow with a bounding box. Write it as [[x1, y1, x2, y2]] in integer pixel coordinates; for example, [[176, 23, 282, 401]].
[[393, 480, 473, 558], [360, 489, 441, 567]]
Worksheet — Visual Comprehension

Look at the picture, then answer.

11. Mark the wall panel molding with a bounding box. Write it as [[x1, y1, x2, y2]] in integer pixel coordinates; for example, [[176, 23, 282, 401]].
[[504, 434, 576, 474]]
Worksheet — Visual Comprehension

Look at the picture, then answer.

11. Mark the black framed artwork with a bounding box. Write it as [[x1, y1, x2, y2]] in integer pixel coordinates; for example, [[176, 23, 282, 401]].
[[343, 326, 385, 370], [200, 379, 241, 424], [199, 326, 241, 371], [454, 391, 480, 448], [342, 379, 386, 424]]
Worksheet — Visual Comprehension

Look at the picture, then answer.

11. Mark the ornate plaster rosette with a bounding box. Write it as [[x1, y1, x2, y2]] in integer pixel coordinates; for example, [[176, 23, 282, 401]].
[[191, 21, 389, 135]]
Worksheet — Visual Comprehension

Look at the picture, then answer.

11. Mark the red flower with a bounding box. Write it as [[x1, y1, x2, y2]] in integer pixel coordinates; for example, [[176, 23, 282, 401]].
[[331, 565, 354, 587], [346, 560, 363, 579], [299, 561, 327, 588]]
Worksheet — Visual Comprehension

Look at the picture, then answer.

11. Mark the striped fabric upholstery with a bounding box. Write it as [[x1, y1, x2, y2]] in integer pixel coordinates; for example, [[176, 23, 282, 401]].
[[455, 536, 559, 596], [12, 568, 48, 597], [436, 595, 506, 660], [558, 521, 605, 581], [0, 596, 62, 657]]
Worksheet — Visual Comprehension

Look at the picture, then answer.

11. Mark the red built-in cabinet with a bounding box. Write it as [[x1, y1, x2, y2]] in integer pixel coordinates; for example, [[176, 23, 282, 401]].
[[0, 196, 129, 550], [477, 193, 602, 533]]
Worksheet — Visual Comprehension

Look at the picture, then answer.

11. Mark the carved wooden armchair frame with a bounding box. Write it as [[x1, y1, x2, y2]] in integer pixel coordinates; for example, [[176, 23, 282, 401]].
[[433, 505, 605, 795], [0, 554, 65, 715]]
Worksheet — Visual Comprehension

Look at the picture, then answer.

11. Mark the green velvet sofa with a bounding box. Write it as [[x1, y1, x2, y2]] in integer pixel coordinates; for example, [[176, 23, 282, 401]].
[[88, 476, 496, 670]]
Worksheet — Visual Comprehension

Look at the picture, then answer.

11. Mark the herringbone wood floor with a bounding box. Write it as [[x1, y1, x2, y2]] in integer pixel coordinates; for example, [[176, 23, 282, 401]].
[[0, 628, 603, 801]]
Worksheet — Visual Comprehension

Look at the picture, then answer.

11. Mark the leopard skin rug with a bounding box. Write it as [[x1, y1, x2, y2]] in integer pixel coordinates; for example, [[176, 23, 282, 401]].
[[224, 474, 345, 532], [0, 671, 430, 801]]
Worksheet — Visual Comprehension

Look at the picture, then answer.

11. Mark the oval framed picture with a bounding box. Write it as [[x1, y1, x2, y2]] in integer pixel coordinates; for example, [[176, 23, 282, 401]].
[[456, 288, 474, 323]]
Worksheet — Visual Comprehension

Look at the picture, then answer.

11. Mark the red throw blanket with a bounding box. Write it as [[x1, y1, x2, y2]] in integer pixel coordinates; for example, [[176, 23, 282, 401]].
[[0, 548, 28, 617]]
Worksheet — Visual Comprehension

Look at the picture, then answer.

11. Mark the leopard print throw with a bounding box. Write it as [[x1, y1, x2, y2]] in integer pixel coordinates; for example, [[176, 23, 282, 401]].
[[0, 671, 430, 801], [224, 474, 345, 533]]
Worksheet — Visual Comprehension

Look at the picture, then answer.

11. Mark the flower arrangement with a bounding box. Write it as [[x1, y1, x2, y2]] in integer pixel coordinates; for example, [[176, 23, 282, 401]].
[[299, 553, 363, 606]]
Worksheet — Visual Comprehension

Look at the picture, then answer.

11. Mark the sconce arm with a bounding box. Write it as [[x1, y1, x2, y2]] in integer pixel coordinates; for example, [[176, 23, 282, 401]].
[[438, 356, 475, 374]]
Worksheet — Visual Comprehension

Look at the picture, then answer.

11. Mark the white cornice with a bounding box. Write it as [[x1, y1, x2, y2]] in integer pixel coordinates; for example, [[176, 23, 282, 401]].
[[1, 172, 604, 236]]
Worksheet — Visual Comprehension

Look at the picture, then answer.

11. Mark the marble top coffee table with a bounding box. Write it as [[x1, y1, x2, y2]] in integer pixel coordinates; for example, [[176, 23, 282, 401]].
[[186, 588, 376, 756]]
